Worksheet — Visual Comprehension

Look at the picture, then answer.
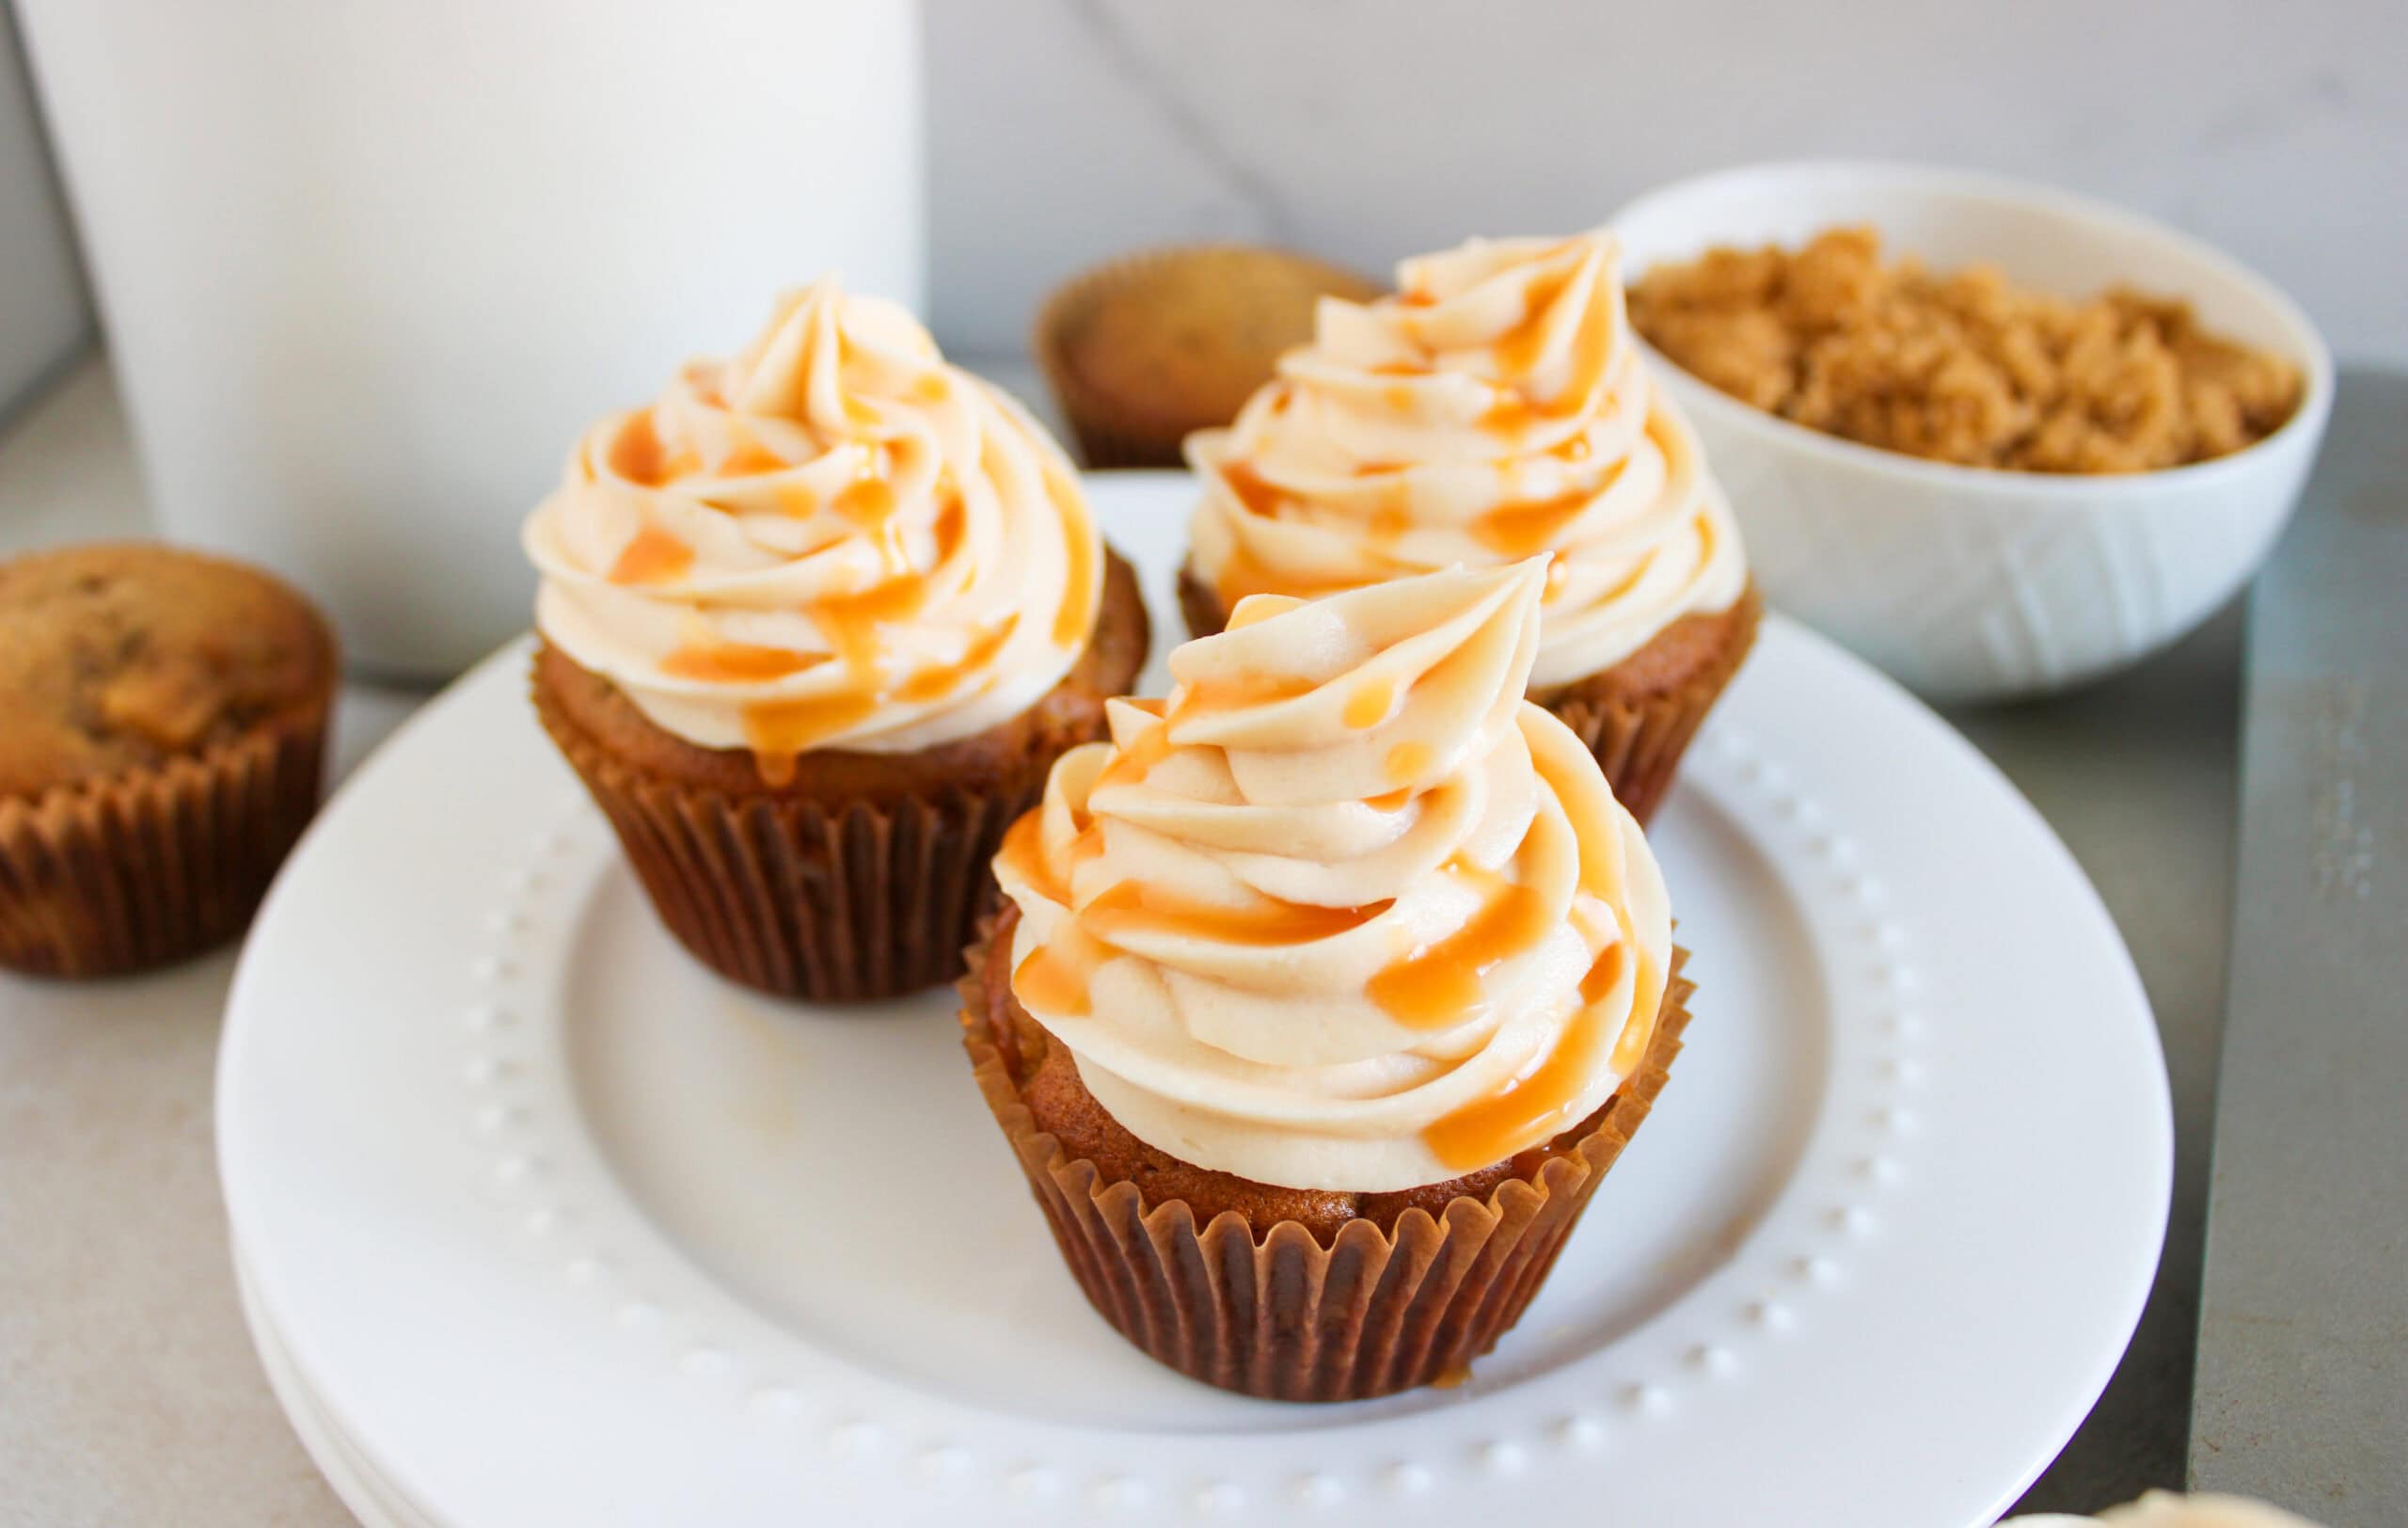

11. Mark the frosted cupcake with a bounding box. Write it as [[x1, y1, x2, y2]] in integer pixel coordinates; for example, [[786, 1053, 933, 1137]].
[[1183, 231, 1758, 823], [526, 279, 1148, 1001], [964, 560, 1692, 1399]]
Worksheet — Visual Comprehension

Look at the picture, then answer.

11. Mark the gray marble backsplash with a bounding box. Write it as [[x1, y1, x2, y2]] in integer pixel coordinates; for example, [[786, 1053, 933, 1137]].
[[927, 0, 2404, 361]]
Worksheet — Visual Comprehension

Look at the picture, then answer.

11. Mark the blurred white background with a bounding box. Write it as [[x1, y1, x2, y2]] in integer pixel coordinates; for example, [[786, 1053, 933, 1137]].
[[7, 0, 2400, 424], [926, 0, 2404, 359]]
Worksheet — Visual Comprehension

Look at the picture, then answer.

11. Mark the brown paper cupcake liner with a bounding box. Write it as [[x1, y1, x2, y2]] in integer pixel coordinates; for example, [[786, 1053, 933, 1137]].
[[1182, 566, 1761, 828], [962, 929, 1695, 1401], [0, 716, 326, 979], [536, 676, 1056, 1004], [1539, 584, 1763, 828], [1034, 246, 1380, 470]]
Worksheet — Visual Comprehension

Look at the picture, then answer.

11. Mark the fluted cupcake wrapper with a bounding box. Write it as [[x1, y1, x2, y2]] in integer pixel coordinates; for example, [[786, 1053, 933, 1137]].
[[0, 718, 326, 978], [536, 676, 1055, 1004], [1182, 567, 1761, 829], [961, 929, 1695, 1402], [1538, 585, 1762, 828]]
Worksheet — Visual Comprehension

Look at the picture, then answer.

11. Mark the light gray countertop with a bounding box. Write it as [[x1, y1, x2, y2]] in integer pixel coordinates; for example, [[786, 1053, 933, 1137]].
[[0, 355, 2240, 1524]]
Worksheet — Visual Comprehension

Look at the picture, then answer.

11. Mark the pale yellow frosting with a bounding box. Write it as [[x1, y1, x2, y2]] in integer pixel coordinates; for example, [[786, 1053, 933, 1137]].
[[523, 279, 1102, 763], [992, 561, 1672, 1193], [1186, 230, 1746, 689]]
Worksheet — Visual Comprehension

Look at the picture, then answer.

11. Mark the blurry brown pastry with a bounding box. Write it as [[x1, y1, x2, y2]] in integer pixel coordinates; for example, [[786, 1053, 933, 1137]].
[[1036, 245, 1380, 468], [0, 543, 336, 977]]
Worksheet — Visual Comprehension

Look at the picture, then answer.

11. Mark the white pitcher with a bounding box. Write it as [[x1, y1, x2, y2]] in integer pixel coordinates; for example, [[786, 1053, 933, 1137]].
[[18, 0, 925, 676]]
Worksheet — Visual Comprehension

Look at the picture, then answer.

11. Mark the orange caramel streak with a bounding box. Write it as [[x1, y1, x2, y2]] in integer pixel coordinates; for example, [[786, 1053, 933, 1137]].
[[1365, 854, 1551, 1030], [1078, 881, 1387, 947], [607, 525, 693, 585], [1420, 1006, 1607, 1171], [608, 411, 697, 486], [1051, 468, 1100, 647], [659, 642, 825, 684]]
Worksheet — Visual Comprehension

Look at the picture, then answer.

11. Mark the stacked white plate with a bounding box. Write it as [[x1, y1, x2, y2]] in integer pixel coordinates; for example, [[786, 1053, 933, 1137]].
[[218, 474, 2169, 1527]]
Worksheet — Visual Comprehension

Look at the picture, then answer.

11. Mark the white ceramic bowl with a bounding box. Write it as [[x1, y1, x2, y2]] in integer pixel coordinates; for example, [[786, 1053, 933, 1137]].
[[1611, 161, 2333, 703]]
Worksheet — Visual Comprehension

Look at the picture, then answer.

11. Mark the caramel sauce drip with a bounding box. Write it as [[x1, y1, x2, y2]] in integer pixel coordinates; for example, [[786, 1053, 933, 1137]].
[[1013, 924, 1106, 1017], [1577, 941, 1624, 1007], [737, 485, 977, 776], [1079, 881, 1386, 947], [739, 692, 879, 778], [1049, 469, 1100, 647], [1470, 485, 1593, 557], [996, 811, 1063, 902], [606, 525, 694, 585], [910, 373, 950, 404], [1366, 787, 1413, 812], [895, 618, 1016, 704], [1343, 676, 1396, 729], [716, 435, 787, 476], [1480, 261, 1611, 436], [659, 642, 824, 684], [1421, 1005, 1606, 1170], [1220, 461, 1288, 518], [832, 474, 897, 527], [1365, 853, 1551, 1030], [1609, 953, 1665, 1075], [609, 411, 697, 485], [1491, 260, 1576, 378], [1384, 740, 1434, 782]]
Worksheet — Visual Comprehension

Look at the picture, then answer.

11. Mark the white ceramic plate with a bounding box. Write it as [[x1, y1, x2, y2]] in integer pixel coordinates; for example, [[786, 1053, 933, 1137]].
[[219, 471, 2169, 1528]]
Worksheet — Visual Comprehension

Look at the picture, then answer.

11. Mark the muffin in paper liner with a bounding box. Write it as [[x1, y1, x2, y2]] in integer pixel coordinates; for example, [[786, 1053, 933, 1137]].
[[1035, 246, 1382, 470], [534, 666, 1061, 1005], [0, 718, 326, 978], [959, 915, 1696, 1402], [1180, 567, 1762, 829]]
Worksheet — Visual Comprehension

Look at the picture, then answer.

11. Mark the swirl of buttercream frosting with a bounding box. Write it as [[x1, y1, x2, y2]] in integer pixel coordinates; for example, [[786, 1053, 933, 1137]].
[[992, 559, 1673, 1193], [523, 278, 1102, 769], [1186, 230, 1745, 690]]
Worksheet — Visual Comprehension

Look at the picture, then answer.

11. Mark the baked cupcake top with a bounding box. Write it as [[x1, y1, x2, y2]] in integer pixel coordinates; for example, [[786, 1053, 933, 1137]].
[[523, 279, 1104, 772], [1186, 231, 1748, 689], [0, 543, 336, 801], [993, 560, 1671, 1192]]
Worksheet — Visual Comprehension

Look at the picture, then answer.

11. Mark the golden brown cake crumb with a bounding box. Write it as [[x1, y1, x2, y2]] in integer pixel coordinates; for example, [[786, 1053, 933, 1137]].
[[0, 544, 337, 801], [1628, 227, 2305, 473]]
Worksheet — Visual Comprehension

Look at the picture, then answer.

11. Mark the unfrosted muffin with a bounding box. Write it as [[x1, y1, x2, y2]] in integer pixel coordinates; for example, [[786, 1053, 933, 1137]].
[[964, 563, 1694, 1399], [524, 279, 1149, 1002], [1036, 245, 1381, 468], [1181, 230, 1760, 824], [0, 543, 335, 976]]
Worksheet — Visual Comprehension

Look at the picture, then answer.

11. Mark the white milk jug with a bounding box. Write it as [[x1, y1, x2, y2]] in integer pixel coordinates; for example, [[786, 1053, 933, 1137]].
[[19, 0, 924, 676]]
